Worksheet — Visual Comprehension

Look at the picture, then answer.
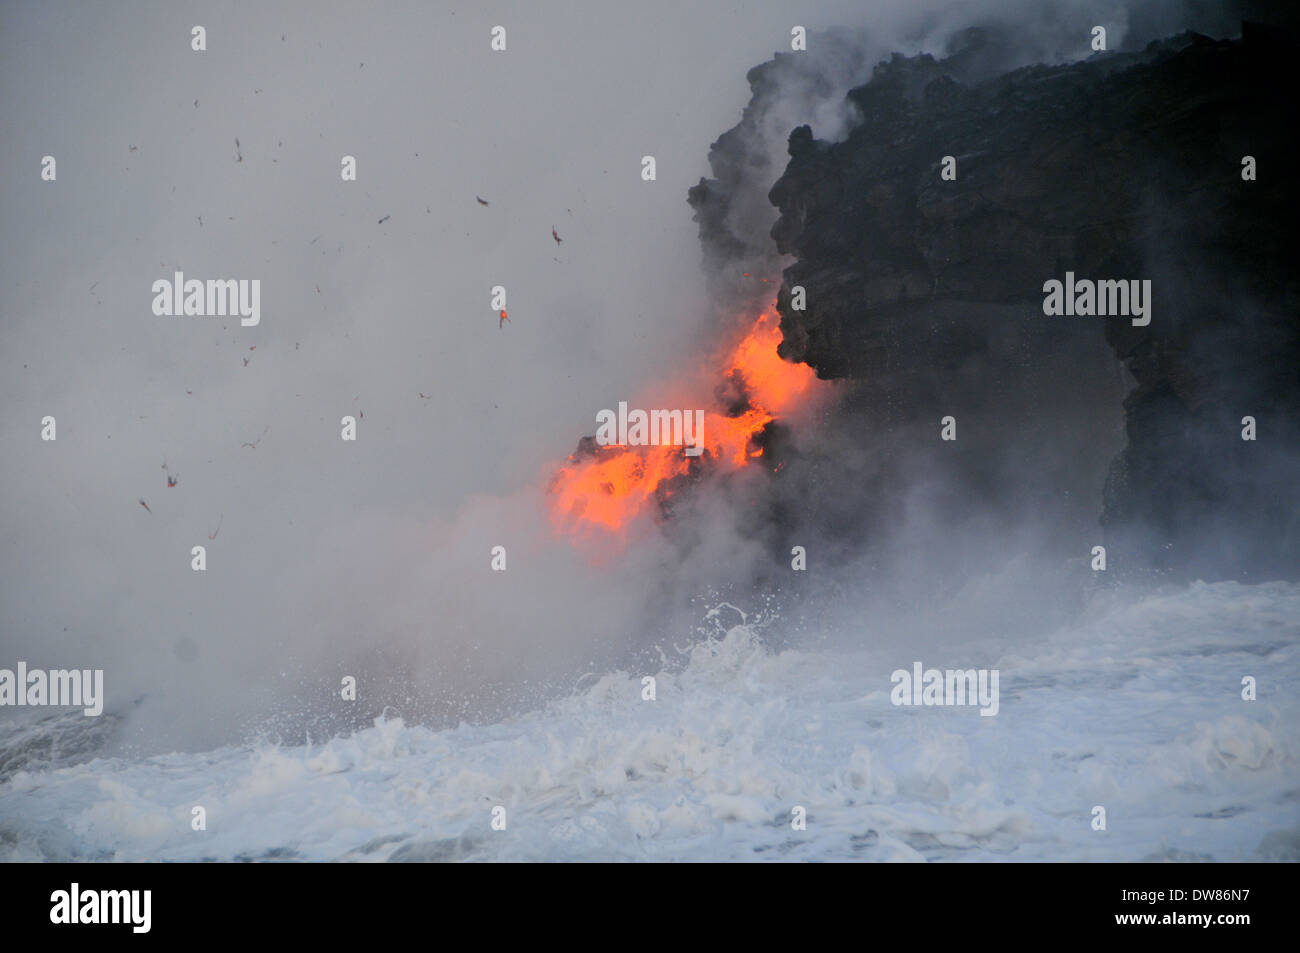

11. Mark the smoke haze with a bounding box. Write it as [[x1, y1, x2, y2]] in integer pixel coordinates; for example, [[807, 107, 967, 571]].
[[0, 0, 1265, 759]]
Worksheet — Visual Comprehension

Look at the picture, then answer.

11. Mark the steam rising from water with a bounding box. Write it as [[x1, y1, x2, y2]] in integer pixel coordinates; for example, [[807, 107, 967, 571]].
[[0, 1, 1270, 765]]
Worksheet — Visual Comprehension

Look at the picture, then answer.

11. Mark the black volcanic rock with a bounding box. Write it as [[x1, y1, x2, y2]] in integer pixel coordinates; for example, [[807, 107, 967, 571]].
[[687, 36, 871, 297], [761, 26, 1298, 579]]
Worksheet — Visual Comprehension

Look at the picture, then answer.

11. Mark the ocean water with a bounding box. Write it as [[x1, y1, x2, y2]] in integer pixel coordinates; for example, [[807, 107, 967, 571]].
[[2, 579, 1297, 862]]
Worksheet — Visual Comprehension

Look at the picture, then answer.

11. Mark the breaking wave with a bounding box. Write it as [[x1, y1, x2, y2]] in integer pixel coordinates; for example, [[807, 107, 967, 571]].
[[2, 580, 1296, 862]]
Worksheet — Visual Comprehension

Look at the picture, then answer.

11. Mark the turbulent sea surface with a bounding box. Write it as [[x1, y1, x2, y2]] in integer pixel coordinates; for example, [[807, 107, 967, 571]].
[[2, 580, 1297, 862]]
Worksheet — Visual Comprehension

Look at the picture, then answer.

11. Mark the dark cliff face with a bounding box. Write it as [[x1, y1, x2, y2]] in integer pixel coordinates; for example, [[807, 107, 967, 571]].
[[706, 25, 1299, 584], [770, 29, 1297, 370], [687, 34, 873, 306]]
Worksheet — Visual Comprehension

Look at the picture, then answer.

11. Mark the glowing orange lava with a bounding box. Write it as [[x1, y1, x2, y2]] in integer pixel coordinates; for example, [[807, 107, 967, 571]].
[[549, 312, 818, 532]]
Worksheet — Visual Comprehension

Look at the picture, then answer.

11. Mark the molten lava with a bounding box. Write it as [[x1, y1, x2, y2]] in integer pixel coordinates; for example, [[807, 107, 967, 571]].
[[549, 312, 819, 532]]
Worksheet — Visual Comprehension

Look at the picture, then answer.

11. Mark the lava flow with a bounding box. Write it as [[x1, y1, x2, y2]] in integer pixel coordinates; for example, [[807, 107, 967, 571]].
[[549, 312, 820, 533]]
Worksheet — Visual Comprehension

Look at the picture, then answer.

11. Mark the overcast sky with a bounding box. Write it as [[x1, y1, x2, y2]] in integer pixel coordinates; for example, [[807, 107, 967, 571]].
[[0, 1, 891, 748]]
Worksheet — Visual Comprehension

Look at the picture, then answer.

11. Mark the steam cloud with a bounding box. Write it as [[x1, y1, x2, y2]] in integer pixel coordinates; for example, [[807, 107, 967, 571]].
[[0, 1, 1266, 757]]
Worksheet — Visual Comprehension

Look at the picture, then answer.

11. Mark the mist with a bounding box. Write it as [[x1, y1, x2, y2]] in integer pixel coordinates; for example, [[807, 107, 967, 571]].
[[0, 0, 1265, 759]]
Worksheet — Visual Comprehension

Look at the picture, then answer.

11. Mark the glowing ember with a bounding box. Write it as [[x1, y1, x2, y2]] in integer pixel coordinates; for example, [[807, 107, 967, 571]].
[[549, 312, 819, 532]]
